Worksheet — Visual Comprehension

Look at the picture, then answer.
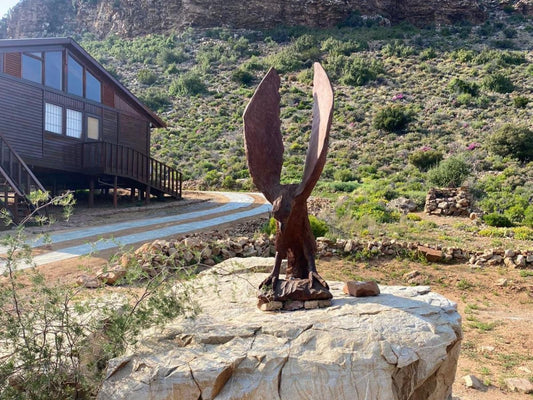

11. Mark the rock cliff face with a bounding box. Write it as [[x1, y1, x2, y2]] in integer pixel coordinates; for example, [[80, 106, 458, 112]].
[[1, 0, 486, 39]]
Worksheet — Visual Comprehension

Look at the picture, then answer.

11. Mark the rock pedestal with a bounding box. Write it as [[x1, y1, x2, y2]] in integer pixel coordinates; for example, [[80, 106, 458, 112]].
[[97, 257, 462, 400]]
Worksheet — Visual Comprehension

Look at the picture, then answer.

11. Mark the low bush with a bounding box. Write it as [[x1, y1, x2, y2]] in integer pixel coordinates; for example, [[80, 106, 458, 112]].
[[448, 77, 479, 96], [488, 125, 533, 162], [138, 88, 172, 112], [137, 69, 158, 85], [409, 149, 443, 171], [309, 215, 329, 238], [262, 216, 328, 238], [231, 69, 254, 86], [482, 73, 514, 93], [340, 57, 383, 86], [373, 105, 414, 133], [427, 157, 471, 188], [483, 213, 514, 227], [169, 71, 207, 97], [512, 96, 529, 108]]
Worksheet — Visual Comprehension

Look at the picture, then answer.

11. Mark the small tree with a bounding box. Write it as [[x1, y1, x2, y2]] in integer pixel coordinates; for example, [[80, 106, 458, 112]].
[[488, 124, 533, 162], [373, 105, 414, 133], [409, 149, 443, 171], [427, 157, 471, 188]]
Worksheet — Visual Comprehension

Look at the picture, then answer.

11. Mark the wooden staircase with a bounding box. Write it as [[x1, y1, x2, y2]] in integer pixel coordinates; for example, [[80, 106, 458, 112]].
[[81, 141, 182, 199], [0, 133, 49, 224]]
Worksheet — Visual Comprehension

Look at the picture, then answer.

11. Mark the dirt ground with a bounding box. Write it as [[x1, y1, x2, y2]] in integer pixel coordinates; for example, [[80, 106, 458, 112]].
[[3, 191, 532, 399]]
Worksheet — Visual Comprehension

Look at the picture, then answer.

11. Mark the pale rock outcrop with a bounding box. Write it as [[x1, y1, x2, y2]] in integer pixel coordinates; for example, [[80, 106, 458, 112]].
[[97, 257, 462, 400]]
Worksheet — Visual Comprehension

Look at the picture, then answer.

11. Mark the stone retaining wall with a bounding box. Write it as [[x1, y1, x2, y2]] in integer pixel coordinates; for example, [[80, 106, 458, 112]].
[[83, 233, 532, 287], [425, 187, 473, 217]]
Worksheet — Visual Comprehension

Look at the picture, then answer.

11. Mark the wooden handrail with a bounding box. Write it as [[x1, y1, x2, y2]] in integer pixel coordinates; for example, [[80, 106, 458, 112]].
[[81, 141, 182, 199], [0, 133, 48, 196]]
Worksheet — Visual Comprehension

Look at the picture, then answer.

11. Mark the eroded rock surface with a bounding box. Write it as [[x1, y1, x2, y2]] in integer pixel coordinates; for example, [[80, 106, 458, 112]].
[[97, 257, 462, 400], [2, 0, 485, 39]]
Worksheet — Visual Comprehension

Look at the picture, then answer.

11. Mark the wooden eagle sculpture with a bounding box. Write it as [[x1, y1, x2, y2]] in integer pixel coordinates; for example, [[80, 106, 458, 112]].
[[243, 62, 334, 302]]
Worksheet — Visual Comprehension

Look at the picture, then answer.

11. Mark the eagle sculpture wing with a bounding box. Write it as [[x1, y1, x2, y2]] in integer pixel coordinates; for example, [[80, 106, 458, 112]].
[[243, 68, 284, 203], [295, 63, 334, 201]]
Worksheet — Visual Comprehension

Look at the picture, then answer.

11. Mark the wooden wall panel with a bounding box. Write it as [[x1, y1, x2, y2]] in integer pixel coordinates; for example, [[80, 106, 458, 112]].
[[119, 114, 148, 155], [85, 103, 102, 116], [0, 77, 43, 158], [114, 94, 139, 117], [42, 134, 81, 170], [4, 52, 21, 78], [44, 91, 84, 110], [103, 83, 114, 108], [103, 109, 118, 144]]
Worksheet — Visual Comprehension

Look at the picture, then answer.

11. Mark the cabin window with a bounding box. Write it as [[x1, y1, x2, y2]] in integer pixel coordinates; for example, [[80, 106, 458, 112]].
[[45, 103, 63, 134], [86, 71, 101, 103], [87, 116, 100, 140], [44, 51, 62, 90], [67, 55, 83, 97], [0, 53, 4, 73], [22, 53, 43, 84], [66, 109, 82, 138]]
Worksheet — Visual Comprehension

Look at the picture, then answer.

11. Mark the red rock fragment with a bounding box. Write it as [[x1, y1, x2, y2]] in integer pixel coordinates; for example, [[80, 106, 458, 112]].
[[343, 281, 380, 297], [417, 245, 443, 262]]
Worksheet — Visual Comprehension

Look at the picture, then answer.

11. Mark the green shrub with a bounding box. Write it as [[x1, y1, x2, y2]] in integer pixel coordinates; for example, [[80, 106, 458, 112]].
[[262, 216, 328, 238], [427, 157, 471, 188], [409, 149, 443, 171], [488, 125, 533, 162], [513, 226, 533, 240], [169, 71, 207, 97], [309, 215, 329, 238], [328, 181, 359, 193], [373, 105, 414, 133], [137, 69, 158, 85], [333, 169, 357, 182], [513, 96, 529, 108], [340, 57, 384, 86], [524, 205, 533, 228], [420, 47, 436, 60], [448, 77, 479, 96], [381, 40, 415, 57], [482, 73, 514, 93], [483, 213, 514, 227], [138, 88, 172, 112], [321, 37, 367, 56], [157, 48, 187, 66], [231, 69, 254, 86]]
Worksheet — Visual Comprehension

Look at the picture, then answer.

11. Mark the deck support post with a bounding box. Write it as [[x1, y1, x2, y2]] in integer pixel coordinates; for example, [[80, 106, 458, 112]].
[[88, 178, 95, 208], [113, 175, 118, 209], [130, 187, 135, 200], [145, 185, 151, 205]]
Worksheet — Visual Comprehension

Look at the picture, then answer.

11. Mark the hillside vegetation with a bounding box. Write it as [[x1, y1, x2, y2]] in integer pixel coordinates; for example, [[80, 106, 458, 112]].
[[79, 12, 533, 242]]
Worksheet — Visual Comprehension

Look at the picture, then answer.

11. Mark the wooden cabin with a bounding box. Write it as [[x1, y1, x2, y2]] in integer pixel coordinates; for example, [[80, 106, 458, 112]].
[[0, 37, 181, 220]]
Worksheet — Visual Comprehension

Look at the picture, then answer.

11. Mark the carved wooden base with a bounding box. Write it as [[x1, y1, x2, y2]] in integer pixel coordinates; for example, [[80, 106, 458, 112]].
[[257, 278, 333, 311]]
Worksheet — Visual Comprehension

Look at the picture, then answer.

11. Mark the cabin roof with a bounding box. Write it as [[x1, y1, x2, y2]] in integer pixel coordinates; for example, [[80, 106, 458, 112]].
[[0, 37, 166, 128]]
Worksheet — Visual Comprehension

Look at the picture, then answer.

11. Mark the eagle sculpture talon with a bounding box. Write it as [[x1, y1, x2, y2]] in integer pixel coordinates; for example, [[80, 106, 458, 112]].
[[243, 63, 334, 305]]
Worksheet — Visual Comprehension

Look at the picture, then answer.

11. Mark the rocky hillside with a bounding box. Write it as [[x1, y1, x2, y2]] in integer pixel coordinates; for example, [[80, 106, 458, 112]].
[[0, 0, 490, 39]]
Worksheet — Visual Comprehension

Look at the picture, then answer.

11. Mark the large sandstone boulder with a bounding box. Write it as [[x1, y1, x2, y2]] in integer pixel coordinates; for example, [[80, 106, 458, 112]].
[[97, 257, 462, 400]]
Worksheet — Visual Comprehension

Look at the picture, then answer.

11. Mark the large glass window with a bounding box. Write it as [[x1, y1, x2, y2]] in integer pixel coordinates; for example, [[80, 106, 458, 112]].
[[22, 53, 43, 84], [87, 116, 100, 140], [45, 51, 62, 90], [45, 103, 62, 134], [67, 55, 83, 97], [86, 71, 101, 103], [66, 109, 82, 138]]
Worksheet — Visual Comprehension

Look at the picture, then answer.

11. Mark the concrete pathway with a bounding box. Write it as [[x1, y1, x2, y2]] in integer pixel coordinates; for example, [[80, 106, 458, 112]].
[[0, 192, 271, 272]]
